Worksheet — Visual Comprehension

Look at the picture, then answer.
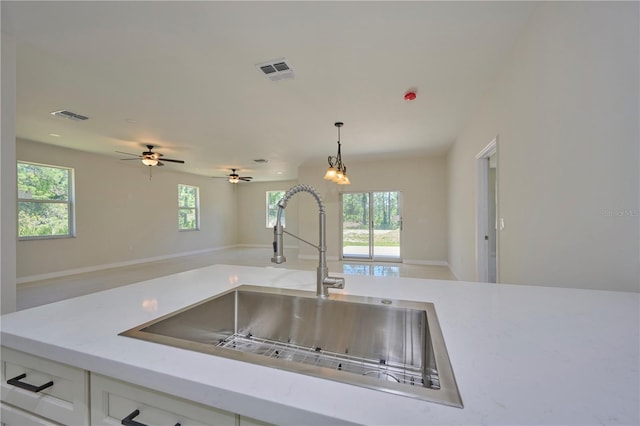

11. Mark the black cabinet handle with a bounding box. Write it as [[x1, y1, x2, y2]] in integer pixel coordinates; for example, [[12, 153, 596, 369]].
[[121, 409, 180, 426], [7, 373, 54, 393]]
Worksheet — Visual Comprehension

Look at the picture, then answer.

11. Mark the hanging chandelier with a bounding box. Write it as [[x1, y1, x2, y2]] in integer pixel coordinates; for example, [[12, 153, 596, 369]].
[[323, 122, 350, 185]]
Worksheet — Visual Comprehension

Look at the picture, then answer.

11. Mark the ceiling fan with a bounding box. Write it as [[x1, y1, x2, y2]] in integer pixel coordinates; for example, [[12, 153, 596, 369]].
[[117, 145, 185, 167], [214, 169, 253, 184]]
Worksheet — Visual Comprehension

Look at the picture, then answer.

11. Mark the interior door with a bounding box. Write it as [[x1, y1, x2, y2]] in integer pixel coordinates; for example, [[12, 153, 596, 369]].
[[341, 191, 401, 261], [476, 139, 498, 283]]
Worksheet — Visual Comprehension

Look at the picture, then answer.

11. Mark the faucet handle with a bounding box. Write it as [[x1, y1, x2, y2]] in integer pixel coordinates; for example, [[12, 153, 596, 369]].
[[322, 276, 345, 293]]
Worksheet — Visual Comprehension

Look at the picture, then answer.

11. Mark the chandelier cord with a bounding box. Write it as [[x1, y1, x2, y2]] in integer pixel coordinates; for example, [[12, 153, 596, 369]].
[[329, 125, 344, 170]]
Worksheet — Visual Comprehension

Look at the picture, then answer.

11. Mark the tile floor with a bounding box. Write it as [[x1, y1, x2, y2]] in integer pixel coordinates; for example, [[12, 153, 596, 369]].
[[16, 247, 455, 310]]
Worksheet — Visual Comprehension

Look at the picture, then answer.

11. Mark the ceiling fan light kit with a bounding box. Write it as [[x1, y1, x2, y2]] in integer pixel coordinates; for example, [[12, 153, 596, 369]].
[[323, 122, 350, 185], [118, 145, 185, 168], [213, 169, 253, 184], [141, 158, 158, 166], [117, 145, 185, 179]]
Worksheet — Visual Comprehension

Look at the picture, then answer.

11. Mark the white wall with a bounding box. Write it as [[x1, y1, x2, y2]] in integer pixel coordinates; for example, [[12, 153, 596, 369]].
[[17, 139, 238, 280], [236, 179, 298, 247], [297, 155, 448, 263], [448, 2, 640, 291], [1, 26, 17, 313]]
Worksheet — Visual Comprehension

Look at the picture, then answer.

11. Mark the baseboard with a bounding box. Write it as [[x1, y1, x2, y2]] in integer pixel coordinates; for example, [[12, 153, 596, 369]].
[[448, 265, 461, 281], [17, 245, 238, 285]]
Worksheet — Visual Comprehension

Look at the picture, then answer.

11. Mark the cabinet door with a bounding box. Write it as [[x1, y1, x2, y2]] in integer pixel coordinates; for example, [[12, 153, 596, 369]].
[[1, 347, 88, 425], [91, 374, 237, 426]]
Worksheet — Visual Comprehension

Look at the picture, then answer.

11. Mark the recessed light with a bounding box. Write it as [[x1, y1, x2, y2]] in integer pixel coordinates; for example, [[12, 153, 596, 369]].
[[276, 171, 283, 175], [125, 119, 137, 124], [48, 133, 60, 137]]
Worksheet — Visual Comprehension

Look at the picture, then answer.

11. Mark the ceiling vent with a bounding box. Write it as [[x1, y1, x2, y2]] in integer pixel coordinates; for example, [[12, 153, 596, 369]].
[[50, 110, 89, 121], [256, 58, 294, 81]]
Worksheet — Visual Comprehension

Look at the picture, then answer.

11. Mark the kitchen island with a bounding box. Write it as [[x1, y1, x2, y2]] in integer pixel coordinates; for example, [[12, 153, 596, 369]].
[[1, 264, 638, 425]]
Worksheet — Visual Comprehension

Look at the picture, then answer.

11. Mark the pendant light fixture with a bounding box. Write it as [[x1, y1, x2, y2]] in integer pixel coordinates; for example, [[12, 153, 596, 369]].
[[323, 122, 350, 185]]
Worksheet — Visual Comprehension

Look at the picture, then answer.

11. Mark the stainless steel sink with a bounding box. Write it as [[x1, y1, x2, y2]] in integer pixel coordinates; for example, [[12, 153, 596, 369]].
[[120, 285, 463, 408]]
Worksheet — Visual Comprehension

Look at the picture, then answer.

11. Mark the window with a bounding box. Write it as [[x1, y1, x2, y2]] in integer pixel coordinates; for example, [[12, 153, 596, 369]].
[[266, 190, 286, 228], [178, 184, 199, 231], [17, 161, 75, 239]]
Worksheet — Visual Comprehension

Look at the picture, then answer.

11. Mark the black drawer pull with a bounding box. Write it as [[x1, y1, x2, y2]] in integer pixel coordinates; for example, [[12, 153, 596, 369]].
[[7, 373, 54, 393], [121, 409, 180, 426]]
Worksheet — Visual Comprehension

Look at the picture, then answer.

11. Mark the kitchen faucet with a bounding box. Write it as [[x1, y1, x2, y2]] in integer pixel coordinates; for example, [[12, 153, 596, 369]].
[[271, 184, 345, 297]]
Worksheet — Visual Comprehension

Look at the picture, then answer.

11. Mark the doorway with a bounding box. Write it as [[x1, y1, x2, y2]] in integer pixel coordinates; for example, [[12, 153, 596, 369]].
[[476, 139, 499, 283], [341, 191, 402, 261]]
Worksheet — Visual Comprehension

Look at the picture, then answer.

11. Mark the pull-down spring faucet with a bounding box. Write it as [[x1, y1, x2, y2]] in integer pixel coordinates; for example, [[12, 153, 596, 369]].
[[271, 184, 345, 297]]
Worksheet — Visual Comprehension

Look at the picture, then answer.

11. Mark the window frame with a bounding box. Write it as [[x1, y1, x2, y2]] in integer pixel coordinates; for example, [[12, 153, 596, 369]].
[[17, 161, 75, 240], [266, 190, 286, 229], [178, 184, 200, 231]]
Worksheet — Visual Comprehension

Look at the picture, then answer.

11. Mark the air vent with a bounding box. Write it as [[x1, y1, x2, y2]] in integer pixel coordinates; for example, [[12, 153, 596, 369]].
[[253, 158, 269, 164], [256, 58, 294, 82], [50, 110, 89, 121]]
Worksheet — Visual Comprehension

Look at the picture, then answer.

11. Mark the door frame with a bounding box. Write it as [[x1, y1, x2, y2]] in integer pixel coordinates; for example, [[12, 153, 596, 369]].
[[476, 137, 499, 283], [339, 190, 403, 262]]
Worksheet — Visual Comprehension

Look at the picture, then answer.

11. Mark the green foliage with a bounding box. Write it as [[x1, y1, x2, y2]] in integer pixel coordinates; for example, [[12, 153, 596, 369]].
[[178, 184, 197, 208], [178, 184, 198, 230], [17, 162, 72, 238], [342, 192, 399, 230], [18, 162, 69, 200], [178, 209, 197, 230], [267, 191, 285, 228]]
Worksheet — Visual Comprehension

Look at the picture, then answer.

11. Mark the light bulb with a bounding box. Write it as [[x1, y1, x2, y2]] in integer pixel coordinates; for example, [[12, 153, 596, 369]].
[[142, 158, 158, 166], [338, 175, 351, 185], [324, 167, 337, 180]]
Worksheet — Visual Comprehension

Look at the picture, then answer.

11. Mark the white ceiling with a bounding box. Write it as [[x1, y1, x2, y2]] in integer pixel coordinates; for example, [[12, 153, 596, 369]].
[[3, 1, 536, 181]]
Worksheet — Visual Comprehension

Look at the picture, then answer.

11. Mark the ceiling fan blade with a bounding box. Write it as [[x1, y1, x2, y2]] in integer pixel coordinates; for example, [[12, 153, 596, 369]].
[[120, 158, 141, 161], [239, 177, 253, 181], [161, 158, 185, 164], [156, 161, 165, 166], [116, 151, 142, 157]]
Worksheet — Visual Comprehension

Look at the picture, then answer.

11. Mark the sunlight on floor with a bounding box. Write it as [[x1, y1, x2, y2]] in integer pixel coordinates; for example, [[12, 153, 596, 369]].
[[342, 264, 400, 277]]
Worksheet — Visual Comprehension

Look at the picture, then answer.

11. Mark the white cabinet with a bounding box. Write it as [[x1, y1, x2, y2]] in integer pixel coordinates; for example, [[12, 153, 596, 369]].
[[1, 348, 274, 426], [1, 402, 60, 426], [1, 347, 89, 425], [91, 374, 237, 426]]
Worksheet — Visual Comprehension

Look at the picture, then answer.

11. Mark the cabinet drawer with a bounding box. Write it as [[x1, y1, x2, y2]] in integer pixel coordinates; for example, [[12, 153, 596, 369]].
[[91, 374, 237, 426], [1, 402, 60, 426], [1, 347, 88, 425]]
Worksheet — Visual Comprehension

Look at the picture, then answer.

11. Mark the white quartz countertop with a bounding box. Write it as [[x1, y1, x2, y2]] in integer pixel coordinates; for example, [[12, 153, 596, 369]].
[[1, 264, 638, 425]]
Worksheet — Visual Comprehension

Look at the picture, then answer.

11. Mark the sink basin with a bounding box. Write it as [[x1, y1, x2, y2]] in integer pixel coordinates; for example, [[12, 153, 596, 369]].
[[120, 285, 463, 408]]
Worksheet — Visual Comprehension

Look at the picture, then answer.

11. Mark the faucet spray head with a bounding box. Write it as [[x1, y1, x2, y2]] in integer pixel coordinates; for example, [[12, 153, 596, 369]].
[[271, 224, 286, 264]]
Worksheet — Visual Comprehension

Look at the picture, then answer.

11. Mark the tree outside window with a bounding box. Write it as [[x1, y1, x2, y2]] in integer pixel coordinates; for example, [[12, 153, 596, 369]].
[[17, 161, 74, 239], [266, 191, 285, 228], [178, 184, 199, 231]]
